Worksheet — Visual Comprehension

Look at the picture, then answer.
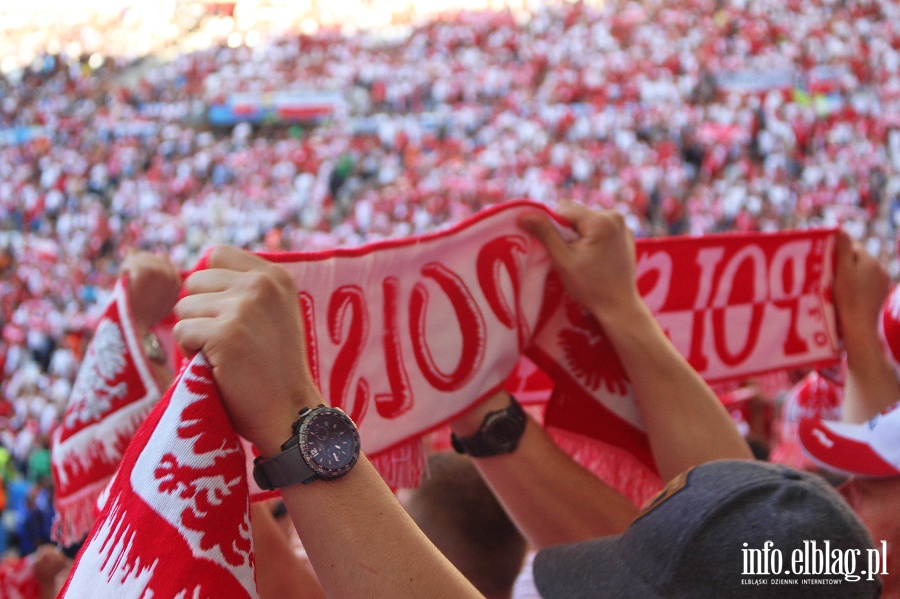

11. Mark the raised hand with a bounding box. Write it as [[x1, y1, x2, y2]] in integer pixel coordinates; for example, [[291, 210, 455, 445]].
[[518, 201, 642, 323], [174, 246, 321, 456], [122, 251, 182, 333], [832, 230, 891, 349]]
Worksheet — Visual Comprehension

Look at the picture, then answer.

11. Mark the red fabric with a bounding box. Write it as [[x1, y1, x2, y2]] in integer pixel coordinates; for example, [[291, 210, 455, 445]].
[[799, 399, 900, 478], [770, 370, 843, 469], [0, 556, 40, 599], [880, 284, 900, 376], [50, 278, 162, 546], [60, 356, 258, 598], [187, 200, 840, 501], [798, 417, 900, 477]]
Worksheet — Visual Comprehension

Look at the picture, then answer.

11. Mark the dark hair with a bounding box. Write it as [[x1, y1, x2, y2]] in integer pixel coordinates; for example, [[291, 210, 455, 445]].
[[405, 452, 527, 599]]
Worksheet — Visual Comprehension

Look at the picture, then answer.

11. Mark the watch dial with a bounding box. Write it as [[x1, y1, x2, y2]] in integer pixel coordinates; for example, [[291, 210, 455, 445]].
[[491, 418, 521, 445], [303, 412, 357, 473]]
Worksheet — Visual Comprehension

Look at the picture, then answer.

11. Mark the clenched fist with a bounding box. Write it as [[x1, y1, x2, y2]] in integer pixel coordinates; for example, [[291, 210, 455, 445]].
[[174, 246, 322, 457], [123, 252, 181, 333]]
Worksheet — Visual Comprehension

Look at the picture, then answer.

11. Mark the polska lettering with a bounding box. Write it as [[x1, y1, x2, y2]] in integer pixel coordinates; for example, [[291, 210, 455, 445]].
[[636, 234, 836, 382], [742, 540, 889, 582], [223, 203, 841, 477], [294, 236, 525, 425], [292, 231, 838, 429]]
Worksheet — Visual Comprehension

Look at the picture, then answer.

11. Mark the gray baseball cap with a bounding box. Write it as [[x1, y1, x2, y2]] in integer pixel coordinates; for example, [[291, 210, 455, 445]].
[[534, 460, 882, 598]]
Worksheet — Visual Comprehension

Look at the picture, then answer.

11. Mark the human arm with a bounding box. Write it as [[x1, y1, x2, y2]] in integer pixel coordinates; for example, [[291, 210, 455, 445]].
[[251, 502, 326, 599], [450, 390, 639, 549], [515, 203, 752, 482], [832, 231, 900, 423], [173, 247, 482, 599], [448, 202, 751, 549], [33, 545, 71, 599]]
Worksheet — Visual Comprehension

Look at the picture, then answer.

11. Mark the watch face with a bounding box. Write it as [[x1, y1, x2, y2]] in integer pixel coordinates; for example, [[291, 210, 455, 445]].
[[489, 417, 522, 446], [484, 408, 526, 452], [298, 408, 360, 479]]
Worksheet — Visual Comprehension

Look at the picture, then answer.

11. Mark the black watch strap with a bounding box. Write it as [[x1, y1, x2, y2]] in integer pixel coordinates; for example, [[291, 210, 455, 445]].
[[451, 395, 527, 458], [253, 405, 360, 490], [253, 446, 318, 491]]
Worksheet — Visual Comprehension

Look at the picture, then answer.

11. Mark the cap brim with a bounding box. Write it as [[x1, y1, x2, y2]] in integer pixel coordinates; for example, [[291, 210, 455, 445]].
[[533, 535, 658, 599], [798, 418, 900, 478]]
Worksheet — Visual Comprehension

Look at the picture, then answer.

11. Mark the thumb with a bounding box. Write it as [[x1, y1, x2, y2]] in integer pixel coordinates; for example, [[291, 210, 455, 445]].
[[518, 212, 573, 268]]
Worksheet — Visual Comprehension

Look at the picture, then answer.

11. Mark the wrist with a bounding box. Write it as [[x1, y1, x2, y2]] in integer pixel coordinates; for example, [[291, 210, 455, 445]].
[[450, 394, 527, 458], [254, 424, 294, 459], [591, 295, 654, 332], [256, 388, 324, 458], [140, 330, 168, 366], [134, 318, 157, 334], [449, 390, 512, 436], [844, 342, 893, 375], [253, 404, 361, 490], [841, 323, 880, 351]]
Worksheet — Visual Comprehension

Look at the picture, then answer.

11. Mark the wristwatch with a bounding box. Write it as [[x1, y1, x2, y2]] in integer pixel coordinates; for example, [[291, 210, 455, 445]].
[[451, 395, 527, 458], [141, 331, 167, 365], [253, 405, 361, 490]]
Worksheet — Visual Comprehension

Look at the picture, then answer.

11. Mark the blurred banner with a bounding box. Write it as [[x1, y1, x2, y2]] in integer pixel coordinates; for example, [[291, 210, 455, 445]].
[[207, 91, 344, 125]]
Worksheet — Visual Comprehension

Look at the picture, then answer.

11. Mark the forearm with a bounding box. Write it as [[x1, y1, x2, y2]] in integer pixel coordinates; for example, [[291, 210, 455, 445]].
[[39, 579, 58, 599], [452, 393, 638, 549], [280, 454, 483, 599], [593, 301, 752, 482], [842, 329, 900, 423], [252, 502, 326, 599]]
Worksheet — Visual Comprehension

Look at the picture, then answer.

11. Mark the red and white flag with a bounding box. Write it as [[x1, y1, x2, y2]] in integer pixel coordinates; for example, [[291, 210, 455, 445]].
[[50, 277, 162, 546], [59, 355, 258, 598]]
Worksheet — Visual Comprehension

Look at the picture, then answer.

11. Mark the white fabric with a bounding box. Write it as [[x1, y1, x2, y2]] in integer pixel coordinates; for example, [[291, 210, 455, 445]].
[[822, 401, 900, 468]]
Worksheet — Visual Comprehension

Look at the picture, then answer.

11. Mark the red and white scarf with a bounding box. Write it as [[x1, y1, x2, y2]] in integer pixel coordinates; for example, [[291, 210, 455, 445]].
[[60, 201, 842, 596], [203, 201, 839, 495], [59, 355, 257, 598], [50, 277, 162, 546]]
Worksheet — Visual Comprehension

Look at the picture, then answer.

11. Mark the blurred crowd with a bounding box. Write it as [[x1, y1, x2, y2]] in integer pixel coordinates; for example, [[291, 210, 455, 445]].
[[2, 0, 900, 557], [0, 0, 209, 75]]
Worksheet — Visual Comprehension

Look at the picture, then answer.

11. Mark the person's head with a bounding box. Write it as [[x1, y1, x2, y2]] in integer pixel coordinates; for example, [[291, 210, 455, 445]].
[[402, 452, 527, 599], [533, 460, 881, 598]]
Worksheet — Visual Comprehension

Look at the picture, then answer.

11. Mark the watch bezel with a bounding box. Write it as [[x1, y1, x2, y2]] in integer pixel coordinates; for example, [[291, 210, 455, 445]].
[[450, 395, 527, 457], [297, 407, 361, 479], [482, 410, 525, 453]]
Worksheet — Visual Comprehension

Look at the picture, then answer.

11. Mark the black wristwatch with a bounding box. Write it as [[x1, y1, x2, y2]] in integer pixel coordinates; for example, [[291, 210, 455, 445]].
[[253, 405, 361, 490], [451, 396, 527, 458]]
